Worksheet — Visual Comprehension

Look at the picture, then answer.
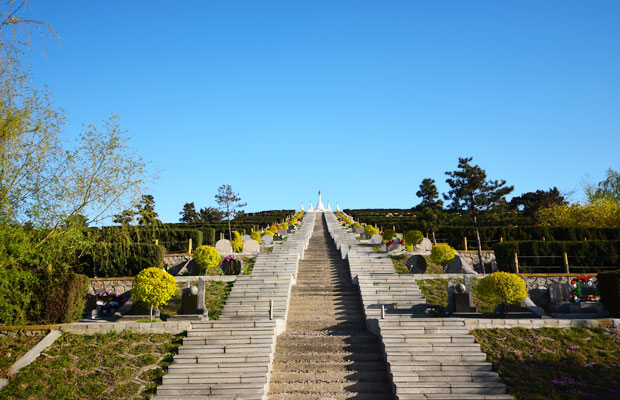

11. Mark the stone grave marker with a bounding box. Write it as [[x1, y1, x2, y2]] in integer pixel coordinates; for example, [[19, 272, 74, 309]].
[[406, 254, 427, 274], [179, 282, 198, 315], [360, 233, 370, 240], [242, 234, 251, 242], [388, 241, 403, 252], [446, 256, 464, 273], [370, 234, 383, 245], [243, 239, 260, 254], [215, 239, 233, 254], [355, 227, 365, 234], [414, 238, 433, 252], [261, 235, 273, 246], [278, 228, 288, 237], [549, 282, 572, 303]]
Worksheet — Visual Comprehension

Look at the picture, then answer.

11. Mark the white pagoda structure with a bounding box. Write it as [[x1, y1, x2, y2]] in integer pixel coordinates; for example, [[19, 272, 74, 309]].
[[315, 190, 326, 212], [307, 201, 314, 212]]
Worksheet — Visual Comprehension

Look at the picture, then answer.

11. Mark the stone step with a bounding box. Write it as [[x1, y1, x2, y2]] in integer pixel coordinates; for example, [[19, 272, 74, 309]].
[[392, 371, 500, 383], [178, 344, 272, 354], [389, 362, 493, 372], [156, 383, 265, 396], [168, 363, 269, 374], [267, 392, 392, 400], [163, 373, 266, 385], [183, 336, 273, 345], [268, 380, 392, 394], [270, 370, 389, 382], [395, 381, 507, 395], [276, 343, 383, 353], [274, 351, 384, 363], [271, 360, 389, 372], [397, 395, 513, 400]]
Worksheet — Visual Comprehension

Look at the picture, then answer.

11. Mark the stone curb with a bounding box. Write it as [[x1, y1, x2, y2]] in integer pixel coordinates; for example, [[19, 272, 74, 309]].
[[464, 318, 617, 330], [9, 330, 62, 376]]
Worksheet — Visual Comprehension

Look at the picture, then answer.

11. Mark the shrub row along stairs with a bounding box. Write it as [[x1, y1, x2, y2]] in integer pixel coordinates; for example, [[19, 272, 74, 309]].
[[153, 213, 316, 400], [267, 215, 394, 400], [325, 211, 514, 400]]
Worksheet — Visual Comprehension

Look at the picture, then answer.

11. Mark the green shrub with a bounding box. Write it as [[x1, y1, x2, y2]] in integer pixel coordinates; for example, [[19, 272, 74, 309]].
[[353, 222, 362, 229], [494, 240, 620, 273], [202, 228, 216, 246], [474, 272, 527, 314], [430, 244, 456, 270], [0, 268, 39, 325], [597, 269, 620, 317], [262, 230, 274, 238], [405, 230, 424, 247], [364, 224, 379, 237], [193, 245, 221, 275], [382, 229, 397, 242], [231, 231, 243, 253], [80, 243, 165, 277], [131, 267, 177, 320], [250, 231, 262, 243]]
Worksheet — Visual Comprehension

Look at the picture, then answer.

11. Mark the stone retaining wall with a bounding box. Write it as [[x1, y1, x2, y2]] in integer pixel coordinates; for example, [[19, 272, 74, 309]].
[[457, 250, 496, 273]]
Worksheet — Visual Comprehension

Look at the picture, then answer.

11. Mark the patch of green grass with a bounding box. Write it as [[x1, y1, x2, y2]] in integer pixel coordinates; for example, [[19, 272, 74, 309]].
[[0, 331, 184, 400], [205, 281, 233, 320], [263, 246, 273, 253], [473, 327, 620, 400], [0, 335, 44, 378], [390, 254, 444, 274], [241, 256, 255, 275]]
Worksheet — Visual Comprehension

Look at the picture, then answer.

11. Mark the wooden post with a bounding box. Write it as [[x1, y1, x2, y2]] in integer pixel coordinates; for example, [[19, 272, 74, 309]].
[[563, 252, 569, 274], [155, 239, 159, 245], [188, 238, 193, 255], [542, 236, 546, 241], [514, 253, 519, 274], [464, 236, 468, 251], [500, 237, 503, 243], [584, 237, 588, 241]]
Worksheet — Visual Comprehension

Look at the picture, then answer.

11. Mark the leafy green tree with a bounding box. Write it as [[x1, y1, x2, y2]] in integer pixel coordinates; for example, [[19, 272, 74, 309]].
[[199, 206, 223, 223], [135, 195, 160, 226], [179, 202, 199, 223], [131, 267, 177, 321], [444, 157, 513, 273], [215, 185, 246, 240], [537, 198, 620, 227], [113, 209, 135, 226], [586, 168, 620, 204], [509, 187, 566, 218]]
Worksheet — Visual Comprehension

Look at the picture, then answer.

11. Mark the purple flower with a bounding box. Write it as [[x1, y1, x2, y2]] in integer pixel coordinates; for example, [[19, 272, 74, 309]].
[[569, 345, 580, 350], [225, 257, 230, 262], [115, 292, 120, 297], [240, 260, 244, 264], [98, 292, 103, 297], [219, 263, 222, 266], [106, 290, 111, 295]]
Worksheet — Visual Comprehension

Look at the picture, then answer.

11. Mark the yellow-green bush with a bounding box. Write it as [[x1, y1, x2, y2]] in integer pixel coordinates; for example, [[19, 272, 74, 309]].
[[430, 244, 455, 269], [405, 230, 424, 247], [250, 231, 262, 242], [353, 222, 362, 229], [231, 231, 243, 253], [382, 229, 397, 242], [262, 230, 274, 238], [193, 245, 221, 275], [364, 224, 380, 237], [474, 272, 527, 313], [278, 222, 288, 230], [131, 267, 177, 320]]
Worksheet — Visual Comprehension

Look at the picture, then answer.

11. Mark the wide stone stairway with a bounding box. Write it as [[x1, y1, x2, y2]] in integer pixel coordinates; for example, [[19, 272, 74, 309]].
[[268, 216, 394, 400]]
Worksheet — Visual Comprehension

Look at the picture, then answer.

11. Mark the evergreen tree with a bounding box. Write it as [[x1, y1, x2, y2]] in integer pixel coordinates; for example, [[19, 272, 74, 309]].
[[179, 202, 199, 223], [415, 178, 444, 244], [199, 206, 224, 223], [509, 187, 566, 218], [135, 195, 160, 225], [444, 157, 513, 273]]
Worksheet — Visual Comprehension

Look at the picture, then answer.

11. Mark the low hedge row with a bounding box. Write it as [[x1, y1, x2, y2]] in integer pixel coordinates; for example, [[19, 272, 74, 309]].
[[79, 243, 165, 277], [0, 270, 89, 325], [493, 240, 620, 273]]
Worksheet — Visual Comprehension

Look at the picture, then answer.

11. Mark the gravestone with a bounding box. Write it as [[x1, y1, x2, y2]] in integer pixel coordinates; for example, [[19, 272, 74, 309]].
[[549, 282, 572, 303], [288, 226, 295, 233], [196, 278, 207, 317], [414, 238, 433, 252], [261, 235, 273, 246], [360, 233, 370, 240], [215, 239, 233, 254], [370, 234, 383, 245], [179, 282, 198, 314], [406, 254, 427, 274], [388, 241, 403, 252], [278, 228, 288, 237], [243, 239, 260, 254], [446, 256, 464, 273], [242, 234, 251, 242], [355, 227, 365, 234]]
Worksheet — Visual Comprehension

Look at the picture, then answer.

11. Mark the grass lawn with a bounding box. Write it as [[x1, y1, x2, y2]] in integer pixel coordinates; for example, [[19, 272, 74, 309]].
[[390, 254, 444, 274], [0, 335, 44, 379], [473, 327, 620, 400], [159, 280, 232, 320], [0, 331, 184, 400]]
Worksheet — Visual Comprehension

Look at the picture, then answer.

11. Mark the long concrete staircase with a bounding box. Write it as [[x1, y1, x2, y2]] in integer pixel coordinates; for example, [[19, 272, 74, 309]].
[[268, 215, 394, 400], [152, 213, 316, 400], [325, 212, 514, 400]]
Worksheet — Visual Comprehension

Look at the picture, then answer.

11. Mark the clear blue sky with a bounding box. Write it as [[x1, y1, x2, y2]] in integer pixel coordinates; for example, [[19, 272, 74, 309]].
[[23, 1, 620, 222]]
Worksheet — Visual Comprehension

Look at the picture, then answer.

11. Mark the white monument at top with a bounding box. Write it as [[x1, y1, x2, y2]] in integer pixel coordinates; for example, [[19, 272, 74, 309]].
[[300, 201, 304, 212], [315, 190, 326, 212], [307, 201, 314, 212], [336, 202, 340, 212], [327, 200, 332, 211]]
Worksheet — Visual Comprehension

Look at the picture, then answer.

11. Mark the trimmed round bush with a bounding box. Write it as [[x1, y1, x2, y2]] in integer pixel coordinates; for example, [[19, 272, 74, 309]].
[[597, 269, 620, 317], [131, 267, 177, 320], [474, 272, 527, 314], [405, 230, 424, 247], [364, 225, 379, 237], [430, 244, 456, 268], [193, 245, 221, 275], [382, 229, 397, 242], [262, 230, 274, 238], [231, 231, 243, 253], [353, 222, 362, 229], [250, 231, 262, 243]]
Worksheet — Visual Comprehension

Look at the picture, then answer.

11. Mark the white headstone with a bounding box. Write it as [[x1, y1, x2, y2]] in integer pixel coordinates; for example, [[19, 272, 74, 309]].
[[414, 238, 433, 252], [370, 234, 383, 245], [261, 235, 273, 246], [215, 239, 233, 253], [243, 239, 260, 254], [278, 228, 288, 237], [242, 234, 251, 242], [355, 227, 365, 234]]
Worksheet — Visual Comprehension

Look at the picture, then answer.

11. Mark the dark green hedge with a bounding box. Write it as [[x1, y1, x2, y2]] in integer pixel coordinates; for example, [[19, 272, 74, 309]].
[[597, 270, 620, 317], [0, 270, 89, 325], [494, 241, 620, 273], [156, 229, 202, 253], [79, 243, 165, 277]]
